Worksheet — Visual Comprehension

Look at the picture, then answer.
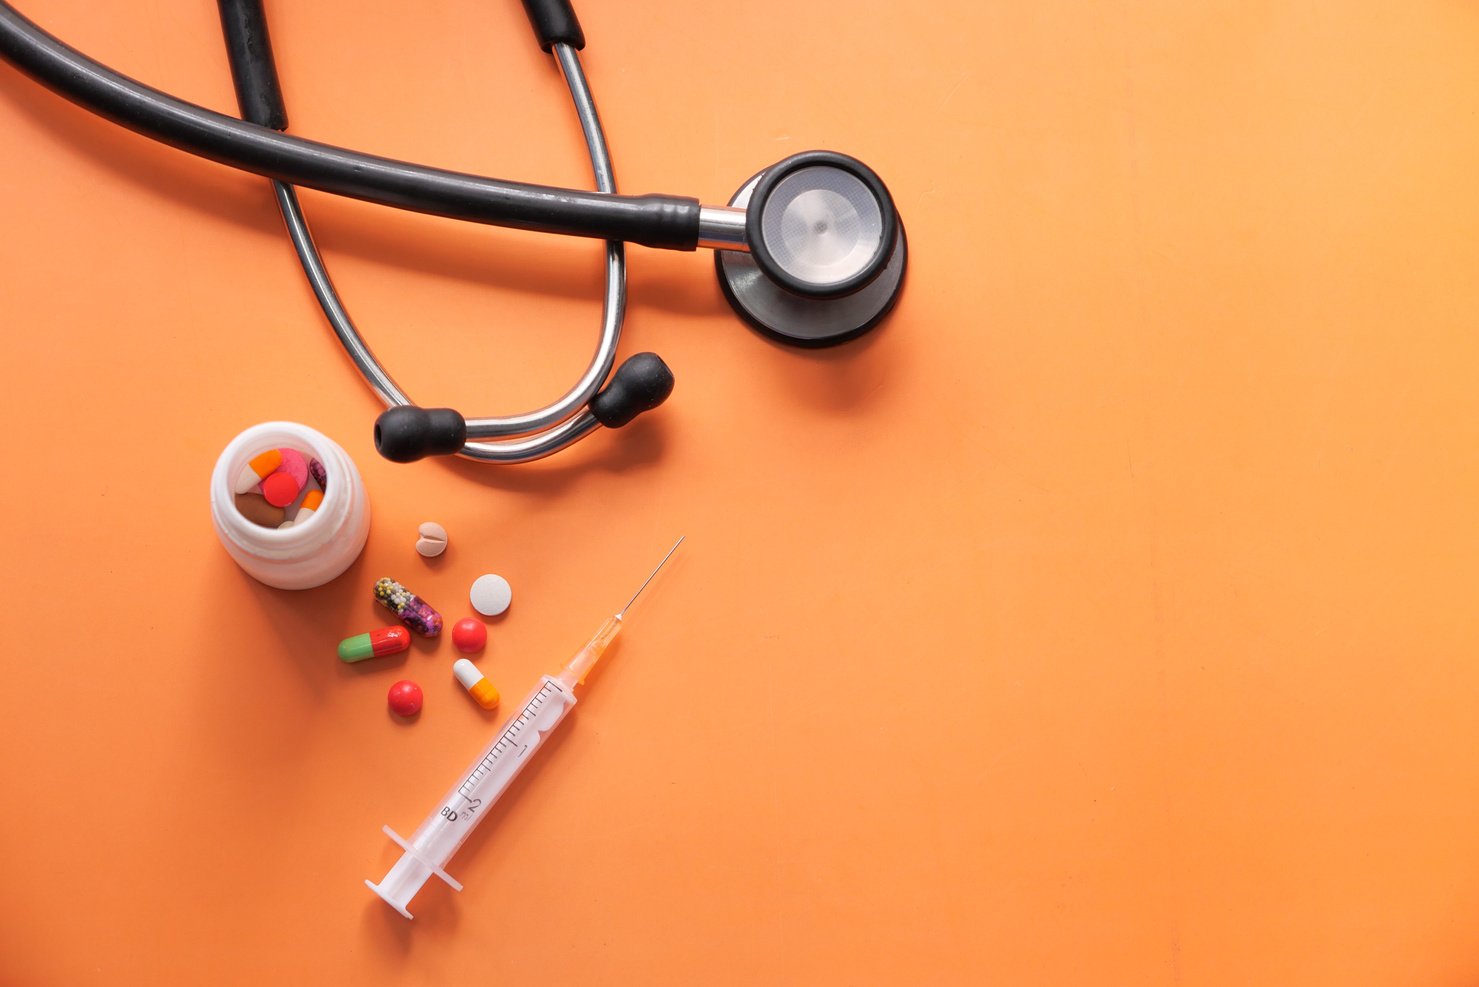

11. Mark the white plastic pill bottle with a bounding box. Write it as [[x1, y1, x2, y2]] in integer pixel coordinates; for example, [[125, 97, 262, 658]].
[[210, 422, 371, 589]]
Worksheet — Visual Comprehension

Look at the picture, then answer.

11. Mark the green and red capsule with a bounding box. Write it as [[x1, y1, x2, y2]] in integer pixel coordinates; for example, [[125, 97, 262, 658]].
[[338, 626, 412, 663]]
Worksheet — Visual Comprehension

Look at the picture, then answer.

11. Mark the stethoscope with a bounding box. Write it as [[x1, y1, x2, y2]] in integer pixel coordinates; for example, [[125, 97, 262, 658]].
[[0, 0, 908, 464]]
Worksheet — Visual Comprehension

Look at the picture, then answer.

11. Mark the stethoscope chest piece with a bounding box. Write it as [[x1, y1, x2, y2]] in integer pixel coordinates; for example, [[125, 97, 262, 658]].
[[716, 151, 908, 348]]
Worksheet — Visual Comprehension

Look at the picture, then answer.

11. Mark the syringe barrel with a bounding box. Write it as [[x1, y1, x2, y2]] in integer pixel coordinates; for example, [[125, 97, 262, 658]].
[[416, 676, 577, 858], [368, 675, 578, 916]]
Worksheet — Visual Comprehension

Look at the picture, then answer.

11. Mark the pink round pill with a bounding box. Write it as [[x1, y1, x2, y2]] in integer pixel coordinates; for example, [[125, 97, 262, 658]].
[[451, 618, 487, 654], [276, 448, 310, 487]]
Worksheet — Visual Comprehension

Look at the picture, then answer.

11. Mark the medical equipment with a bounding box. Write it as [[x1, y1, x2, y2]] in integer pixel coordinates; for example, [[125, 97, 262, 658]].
[[0, 1, 908, 465], [366, 536, 683, 918]]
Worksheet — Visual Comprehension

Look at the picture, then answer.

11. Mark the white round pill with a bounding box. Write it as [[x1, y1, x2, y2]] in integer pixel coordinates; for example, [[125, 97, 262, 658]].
[[469, 573, 512, 616]]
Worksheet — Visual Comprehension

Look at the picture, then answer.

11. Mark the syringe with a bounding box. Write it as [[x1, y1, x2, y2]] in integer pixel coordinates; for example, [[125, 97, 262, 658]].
[[366, 537, 683, 918]]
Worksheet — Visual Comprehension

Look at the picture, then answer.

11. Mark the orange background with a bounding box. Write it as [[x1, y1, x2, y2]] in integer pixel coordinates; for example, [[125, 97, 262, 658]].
[[3, 1, 1479, 983]]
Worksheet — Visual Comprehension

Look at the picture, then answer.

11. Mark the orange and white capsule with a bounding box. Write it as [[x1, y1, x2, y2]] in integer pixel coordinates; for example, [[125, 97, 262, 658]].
[[279, 488, 324, 529], [452, 659, 499, 710], [233, 449, 283, 494]]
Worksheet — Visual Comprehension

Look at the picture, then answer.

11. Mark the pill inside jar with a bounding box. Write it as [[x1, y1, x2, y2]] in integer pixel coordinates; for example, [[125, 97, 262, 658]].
[[210, 421, 370, 590], [231, 446, 329, 528]]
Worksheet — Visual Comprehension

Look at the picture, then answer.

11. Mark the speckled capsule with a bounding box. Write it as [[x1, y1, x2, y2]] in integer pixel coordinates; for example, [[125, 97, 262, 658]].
[[373, 577, 443, 637]]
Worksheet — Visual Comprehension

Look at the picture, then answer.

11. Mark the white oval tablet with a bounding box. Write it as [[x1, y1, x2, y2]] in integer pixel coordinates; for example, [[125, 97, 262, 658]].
[[469, 573, 512, 616]]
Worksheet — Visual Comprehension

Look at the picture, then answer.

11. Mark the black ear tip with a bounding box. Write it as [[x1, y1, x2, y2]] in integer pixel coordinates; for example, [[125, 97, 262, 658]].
[[589, 353, 674, 428], [374, 406, 467, 462], [620, 352, 675, 396]]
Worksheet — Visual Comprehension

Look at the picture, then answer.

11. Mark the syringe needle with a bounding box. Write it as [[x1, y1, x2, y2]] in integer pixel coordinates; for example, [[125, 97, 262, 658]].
[[560, 537, 685, 687], [617, 536, 685, 619]]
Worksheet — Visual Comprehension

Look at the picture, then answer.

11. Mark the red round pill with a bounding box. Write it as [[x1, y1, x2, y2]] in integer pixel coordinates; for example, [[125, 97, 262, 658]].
[[451, 617, 487, 655], [387, 680, 423, 717], [259, 470, 301, 508]]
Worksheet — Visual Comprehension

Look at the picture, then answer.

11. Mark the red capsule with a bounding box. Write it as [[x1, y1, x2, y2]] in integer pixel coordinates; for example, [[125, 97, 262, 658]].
[[338, 626, 412, 663]]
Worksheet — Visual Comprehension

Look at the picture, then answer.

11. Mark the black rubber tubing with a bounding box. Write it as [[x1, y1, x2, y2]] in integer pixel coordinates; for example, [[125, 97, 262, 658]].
[[0, 1, 700, 249], [216, 0, 285, 130], [520, 0, 584, 52]]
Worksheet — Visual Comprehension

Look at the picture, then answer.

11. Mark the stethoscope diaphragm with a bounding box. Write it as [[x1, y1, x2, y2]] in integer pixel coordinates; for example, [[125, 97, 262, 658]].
[[716, 153, 907, 348]]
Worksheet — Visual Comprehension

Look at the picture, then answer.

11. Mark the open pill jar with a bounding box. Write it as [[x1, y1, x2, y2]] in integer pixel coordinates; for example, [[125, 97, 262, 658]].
[[210, 422, 370, 589]]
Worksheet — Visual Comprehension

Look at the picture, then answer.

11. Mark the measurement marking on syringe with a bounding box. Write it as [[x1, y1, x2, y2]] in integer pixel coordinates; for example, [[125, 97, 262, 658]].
[[452, 682, 572, 800]]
